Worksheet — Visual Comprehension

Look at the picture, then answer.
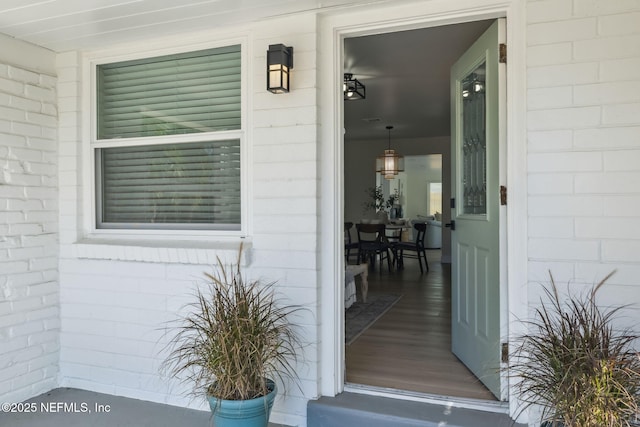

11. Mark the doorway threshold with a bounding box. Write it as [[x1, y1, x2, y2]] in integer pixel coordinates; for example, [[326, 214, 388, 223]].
[[309, 385, 522, 427], [344, 382, 509, 414]]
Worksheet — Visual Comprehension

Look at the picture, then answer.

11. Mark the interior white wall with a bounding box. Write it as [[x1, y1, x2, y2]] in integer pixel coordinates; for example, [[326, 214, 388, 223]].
[[399, 155, 443, 220], [0, 34, 59, 404], [55, 15, 319, 427]]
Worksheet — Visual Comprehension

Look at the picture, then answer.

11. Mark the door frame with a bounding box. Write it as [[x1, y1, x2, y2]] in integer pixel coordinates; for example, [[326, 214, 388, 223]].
[[318, 0, 528, 421]]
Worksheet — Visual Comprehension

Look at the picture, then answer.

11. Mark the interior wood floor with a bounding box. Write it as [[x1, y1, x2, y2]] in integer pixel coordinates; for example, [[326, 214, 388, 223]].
[[345, 250, 497, 401]]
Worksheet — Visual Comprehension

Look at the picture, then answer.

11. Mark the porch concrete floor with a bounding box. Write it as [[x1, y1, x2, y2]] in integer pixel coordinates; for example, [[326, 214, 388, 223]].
[[0, 388, 288, 427]]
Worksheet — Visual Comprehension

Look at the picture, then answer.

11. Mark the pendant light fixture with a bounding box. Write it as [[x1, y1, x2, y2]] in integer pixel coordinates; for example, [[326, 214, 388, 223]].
[[376, 125, 404, 179]]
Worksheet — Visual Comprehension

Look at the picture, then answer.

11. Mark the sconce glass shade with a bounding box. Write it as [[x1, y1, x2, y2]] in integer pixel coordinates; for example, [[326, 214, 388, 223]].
[[376, 125, 404, 179], [267, 44, 293, 93], [343, 73, 365, 100]]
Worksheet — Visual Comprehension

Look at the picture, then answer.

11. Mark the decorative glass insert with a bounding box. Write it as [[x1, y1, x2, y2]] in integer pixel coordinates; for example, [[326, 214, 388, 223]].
[[461, 62, 487, 215]]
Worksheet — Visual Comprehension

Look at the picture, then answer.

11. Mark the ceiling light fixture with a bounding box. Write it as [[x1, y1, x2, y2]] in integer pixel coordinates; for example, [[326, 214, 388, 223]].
[[376, 125, 404, 179], [343, 73, 365, 100]]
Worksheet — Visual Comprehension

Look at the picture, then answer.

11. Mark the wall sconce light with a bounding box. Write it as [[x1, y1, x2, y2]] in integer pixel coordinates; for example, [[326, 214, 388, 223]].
[[267, 44, 293, 94], [376, 125, 404, 179], [343, 73, 365, 100]]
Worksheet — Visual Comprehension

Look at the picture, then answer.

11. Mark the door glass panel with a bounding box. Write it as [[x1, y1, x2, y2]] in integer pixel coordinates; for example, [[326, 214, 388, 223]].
[[461, 61, 486, 215]]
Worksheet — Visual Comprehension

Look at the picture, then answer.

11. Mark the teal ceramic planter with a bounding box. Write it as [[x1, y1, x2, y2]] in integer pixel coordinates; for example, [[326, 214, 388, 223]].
[[207, 381, 277, 427]]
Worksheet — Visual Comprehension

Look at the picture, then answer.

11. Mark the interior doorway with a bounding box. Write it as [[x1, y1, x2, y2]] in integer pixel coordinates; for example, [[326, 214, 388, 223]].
[[374, 155, 442, 225], [342, 18, 501, 402]]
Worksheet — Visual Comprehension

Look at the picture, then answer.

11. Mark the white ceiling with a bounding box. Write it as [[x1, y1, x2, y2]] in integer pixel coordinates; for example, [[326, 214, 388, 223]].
[[0, 0, 379, 52], [344, 19, 493, 141], [0, 1, 493, 142]]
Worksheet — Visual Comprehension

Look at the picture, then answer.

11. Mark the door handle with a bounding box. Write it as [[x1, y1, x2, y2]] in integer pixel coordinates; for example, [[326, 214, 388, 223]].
[[445, 220, 455, 231]]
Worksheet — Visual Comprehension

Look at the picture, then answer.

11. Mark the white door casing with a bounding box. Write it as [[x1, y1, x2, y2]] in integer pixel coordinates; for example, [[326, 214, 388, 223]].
[[320, 1, 527, 420], [450, 19, 505, 400]]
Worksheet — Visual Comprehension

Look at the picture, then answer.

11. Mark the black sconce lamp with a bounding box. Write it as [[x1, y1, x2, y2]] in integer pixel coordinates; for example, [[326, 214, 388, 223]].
[[267, 44, 293, 93]]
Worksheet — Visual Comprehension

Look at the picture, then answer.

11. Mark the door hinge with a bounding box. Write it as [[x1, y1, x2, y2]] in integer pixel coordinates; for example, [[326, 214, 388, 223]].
[[499, 43, 507, 64], [500, 185, 507, 206], [501, 342, 509, 363]]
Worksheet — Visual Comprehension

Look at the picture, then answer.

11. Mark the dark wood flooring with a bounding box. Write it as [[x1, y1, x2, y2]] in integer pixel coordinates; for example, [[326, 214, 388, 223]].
[[345, 250, 497, 401]]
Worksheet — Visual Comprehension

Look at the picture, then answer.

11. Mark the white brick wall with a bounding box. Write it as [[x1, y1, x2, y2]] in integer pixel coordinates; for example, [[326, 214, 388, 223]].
[[1, 1, 635, 425], [0, 59, 59, 402], [526, 0, 640, 295], [56, 15, 318, 427]]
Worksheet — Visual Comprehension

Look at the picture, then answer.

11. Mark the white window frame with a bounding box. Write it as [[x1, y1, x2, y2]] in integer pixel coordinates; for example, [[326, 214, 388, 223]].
[[82, 37, 251, 242]]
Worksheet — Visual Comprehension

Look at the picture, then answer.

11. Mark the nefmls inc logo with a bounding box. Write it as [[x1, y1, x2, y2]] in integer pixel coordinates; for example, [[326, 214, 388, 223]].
[[40, 402, 90, 413]]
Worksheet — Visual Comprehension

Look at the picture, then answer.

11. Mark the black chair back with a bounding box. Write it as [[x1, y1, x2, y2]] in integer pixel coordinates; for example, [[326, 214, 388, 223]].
[[413, 222, 427, 247], [394, 222, 429, 273], [344, 222, 359, 263], [356, 223, 386, 245], [355, 223, 392, 271], [344, 221, 354, 244]]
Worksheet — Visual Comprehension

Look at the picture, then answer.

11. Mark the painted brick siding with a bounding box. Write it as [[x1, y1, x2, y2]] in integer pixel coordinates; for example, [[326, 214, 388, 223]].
[[0, 62, 59, 403], [527, 0, 640, 311], [57, 15, 317, 427]]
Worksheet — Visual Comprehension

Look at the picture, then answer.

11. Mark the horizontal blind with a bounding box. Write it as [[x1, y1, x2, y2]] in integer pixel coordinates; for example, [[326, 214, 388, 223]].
[[98, 140, 241, 228], [97, 45, 241, 139]]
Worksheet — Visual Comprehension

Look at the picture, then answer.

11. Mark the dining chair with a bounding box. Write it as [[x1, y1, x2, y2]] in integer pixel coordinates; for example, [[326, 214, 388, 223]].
[[394, 222, 429, 273], [344, 222, 359, 264], [356, 223, 393, 272]]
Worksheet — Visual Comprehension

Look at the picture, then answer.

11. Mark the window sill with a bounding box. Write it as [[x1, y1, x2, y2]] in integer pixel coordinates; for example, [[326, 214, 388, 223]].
[[70, 238, 251, 266]]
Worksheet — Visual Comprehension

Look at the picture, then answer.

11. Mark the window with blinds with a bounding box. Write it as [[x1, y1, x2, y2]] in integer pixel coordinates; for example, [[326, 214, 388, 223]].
[[94, 45, 242, 230]]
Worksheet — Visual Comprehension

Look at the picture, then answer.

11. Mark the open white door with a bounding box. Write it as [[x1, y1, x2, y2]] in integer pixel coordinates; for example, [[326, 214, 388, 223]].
[[450, 19, 505, 399]]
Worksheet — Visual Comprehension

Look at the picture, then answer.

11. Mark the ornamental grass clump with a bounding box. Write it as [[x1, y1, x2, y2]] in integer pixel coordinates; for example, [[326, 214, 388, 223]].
[[510, 272, 640, 427], [162, 247, 302, 403]]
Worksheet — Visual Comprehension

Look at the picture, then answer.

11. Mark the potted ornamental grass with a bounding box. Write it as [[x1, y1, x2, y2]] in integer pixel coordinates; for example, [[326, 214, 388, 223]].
[[509, 271, 640, 427], [162, 246, 303, 427]]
